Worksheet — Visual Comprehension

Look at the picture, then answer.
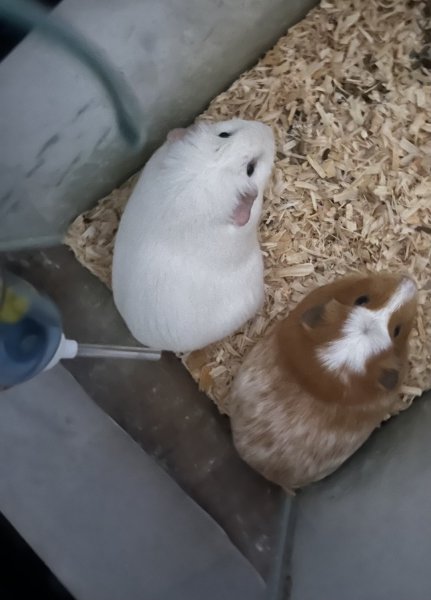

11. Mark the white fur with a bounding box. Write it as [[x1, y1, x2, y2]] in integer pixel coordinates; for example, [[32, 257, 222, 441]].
[[318, 277, 416, 374], [112, 119, 275, 352]]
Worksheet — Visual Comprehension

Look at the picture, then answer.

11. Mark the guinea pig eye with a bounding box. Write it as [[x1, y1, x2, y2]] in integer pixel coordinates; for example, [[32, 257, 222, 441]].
[[393, 324, 401, 338], [218, 131, 231, 138], [354, 295, 369, 306], [247, 160, 256, 177]]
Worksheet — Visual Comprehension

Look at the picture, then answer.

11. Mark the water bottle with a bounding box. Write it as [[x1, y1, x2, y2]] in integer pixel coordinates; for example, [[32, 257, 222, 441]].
[[0, 269, 75, 387], [0, 269, 160, 388]]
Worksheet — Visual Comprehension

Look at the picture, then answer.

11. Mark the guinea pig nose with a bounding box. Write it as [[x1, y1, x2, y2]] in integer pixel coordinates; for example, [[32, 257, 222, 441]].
[[400, 275, 417, 296]]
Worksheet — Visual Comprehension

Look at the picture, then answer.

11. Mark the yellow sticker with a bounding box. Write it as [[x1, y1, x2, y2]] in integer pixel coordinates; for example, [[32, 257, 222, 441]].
[[0, 289, 29, 324]]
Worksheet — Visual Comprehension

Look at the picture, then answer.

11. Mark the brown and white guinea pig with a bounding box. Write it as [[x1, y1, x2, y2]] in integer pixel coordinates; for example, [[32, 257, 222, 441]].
[[112, 119, 275, 352], [228, 272, 418, 493]]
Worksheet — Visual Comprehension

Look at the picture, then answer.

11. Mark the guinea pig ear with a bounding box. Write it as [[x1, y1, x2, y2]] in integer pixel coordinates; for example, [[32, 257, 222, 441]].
[[377, 368, 399, 392], [301, 299, 344, 331], [301, 304, 325, 330], [167, 128, 187, 142], [232, 186, 258, 227]]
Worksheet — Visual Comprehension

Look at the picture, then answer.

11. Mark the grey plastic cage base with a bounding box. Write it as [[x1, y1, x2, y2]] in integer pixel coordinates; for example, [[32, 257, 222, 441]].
[[0, 366, 266, 600], [289, 391, 431, 600]]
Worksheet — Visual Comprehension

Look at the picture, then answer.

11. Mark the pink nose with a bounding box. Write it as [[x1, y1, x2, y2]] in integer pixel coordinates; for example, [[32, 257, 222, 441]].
[[401, 274, 416, 286], [400, 275, 417, 297]]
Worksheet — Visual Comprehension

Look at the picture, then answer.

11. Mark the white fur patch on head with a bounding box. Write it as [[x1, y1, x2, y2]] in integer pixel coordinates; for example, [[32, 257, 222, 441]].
[[317, 277, 416, 375]]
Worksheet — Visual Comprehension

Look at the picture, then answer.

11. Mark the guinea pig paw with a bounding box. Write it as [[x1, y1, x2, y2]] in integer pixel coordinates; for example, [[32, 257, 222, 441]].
[[389, 396, 413, 415]]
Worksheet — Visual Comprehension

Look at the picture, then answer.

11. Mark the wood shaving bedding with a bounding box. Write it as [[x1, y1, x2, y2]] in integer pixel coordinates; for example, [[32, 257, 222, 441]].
[[66, 0, 431, 414]]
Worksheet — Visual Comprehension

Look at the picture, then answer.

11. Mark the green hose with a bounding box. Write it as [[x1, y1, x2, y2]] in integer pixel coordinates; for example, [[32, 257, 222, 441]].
[[0, 0, 145, 147]]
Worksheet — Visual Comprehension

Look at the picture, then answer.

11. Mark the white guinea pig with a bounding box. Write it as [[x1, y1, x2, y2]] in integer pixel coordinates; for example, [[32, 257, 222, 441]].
[[112, 119, 275, 352]]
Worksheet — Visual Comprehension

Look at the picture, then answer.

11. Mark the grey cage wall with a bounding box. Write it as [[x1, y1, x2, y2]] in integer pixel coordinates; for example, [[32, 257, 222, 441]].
[[0, 0, 317, 250]]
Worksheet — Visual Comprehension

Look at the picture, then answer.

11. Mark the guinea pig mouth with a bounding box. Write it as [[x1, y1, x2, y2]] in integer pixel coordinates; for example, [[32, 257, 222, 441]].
[[232, 189, 258, 227]]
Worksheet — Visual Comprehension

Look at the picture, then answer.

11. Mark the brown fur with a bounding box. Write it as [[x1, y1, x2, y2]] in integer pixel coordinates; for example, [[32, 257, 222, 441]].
[[228, 273, 418, 492]]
